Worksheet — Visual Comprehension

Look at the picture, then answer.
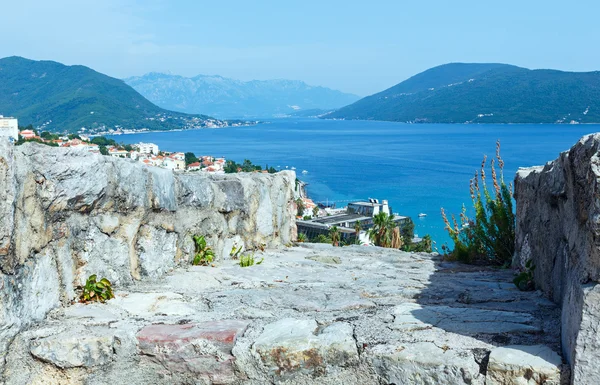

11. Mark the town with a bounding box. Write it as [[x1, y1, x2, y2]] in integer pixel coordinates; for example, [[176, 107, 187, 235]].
[[1, 115, 273, 174]]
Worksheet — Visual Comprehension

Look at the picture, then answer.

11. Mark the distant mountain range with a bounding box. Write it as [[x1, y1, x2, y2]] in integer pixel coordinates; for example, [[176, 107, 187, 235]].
[[324, 63, 600, 123], [124, 73, 360, 119], [0, 56, 227, 133]]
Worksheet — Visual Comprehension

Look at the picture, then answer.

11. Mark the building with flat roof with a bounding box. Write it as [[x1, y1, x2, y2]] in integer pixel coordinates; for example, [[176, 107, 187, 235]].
[[0, 116, 18, 140], [297, 199, 411, 242], [135, 142, 159, 155]]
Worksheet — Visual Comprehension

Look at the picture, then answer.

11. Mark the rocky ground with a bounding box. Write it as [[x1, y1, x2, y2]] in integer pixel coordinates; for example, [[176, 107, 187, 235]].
[[4, 244, 567, 385]]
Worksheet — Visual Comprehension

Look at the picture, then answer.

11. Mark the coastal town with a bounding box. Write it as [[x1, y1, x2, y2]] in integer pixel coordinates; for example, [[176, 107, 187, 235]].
[[1, 115, 252, 174]]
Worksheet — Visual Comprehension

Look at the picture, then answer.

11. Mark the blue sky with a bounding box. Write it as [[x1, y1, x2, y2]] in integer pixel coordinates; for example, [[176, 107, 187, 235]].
[[1, 0, 599, 95]]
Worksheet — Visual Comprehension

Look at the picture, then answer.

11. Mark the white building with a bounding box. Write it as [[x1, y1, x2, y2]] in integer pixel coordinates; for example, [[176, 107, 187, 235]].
[[136, 142, 159, 155], [0, 116, 19, 140]]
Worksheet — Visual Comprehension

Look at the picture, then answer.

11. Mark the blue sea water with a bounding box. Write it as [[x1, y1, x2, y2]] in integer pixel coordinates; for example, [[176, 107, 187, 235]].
[[108, 119, 600, 249]]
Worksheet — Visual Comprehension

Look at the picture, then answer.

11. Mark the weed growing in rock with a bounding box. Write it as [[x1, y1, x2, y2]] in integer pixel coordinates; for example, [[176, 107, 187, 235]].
[[192, 235, 215, 266], [513, 259, 536, 291], [79, 275, 115, 303], [441, 140, 515, 265], [230, 244, 243, 260], [240, 253, 264, 267]]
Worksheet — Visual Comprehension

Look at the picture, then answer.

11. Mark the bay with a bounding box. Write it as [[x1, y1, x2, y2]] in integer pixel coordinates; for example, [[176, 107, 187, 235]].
[[108, 119, 600, 249]]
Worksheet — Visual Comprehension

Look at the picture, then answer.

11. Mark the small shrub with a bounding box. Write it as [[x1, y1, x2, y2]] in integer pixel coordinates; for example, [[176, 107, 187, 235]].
[[79, 275, 115, 303], [313, 234, 331, 244], [193, 235, 215, 266], [240, 253, 264, 267], [297, 233, 307, 243], [514, 259, 536, 291]]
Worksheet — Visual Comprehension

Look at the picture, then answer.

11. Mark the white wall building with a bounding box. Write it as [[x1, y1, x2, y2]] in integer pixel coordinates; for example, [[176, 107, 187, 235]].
[[136, 142, 159, 155], [0, 116, 19, 140]]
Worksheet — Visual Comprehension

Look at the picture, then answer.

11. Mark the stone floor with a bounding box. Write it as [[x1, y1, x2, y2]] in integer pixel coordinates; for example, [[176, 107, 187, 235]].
[[4, 244, 568, 384]]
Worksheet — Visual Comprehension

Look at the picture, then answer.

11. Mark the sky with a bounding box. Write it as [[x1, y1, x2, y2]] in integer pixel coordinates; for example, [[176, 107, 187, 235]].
[[1, 0, 599, 96]]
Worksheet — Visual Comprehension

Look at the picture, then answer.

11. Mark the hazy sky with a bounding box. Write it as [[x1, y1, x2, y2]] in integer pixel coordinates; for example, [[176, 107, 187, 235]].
[[1, 0, 599, 95]]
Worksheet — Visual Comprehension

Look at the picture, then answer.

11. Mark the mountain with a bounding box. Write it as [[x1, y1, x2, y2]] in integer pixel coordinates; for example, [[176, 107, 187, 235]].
[[0, 56, 225, 133], [324, 63, 600, 123], [124, 73, 360, 118]]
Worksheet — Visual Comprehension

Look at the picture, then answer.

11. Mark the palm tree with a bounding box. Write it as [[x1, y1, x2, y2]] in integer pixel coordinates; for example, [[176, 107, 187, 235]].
[[297, 232, 307, 243], [391, 226, 403, 249], [330, 225, 340, 247], [353, 221, 362, 244], [312, 206, 319, 218], [369, 212, 397, 248]]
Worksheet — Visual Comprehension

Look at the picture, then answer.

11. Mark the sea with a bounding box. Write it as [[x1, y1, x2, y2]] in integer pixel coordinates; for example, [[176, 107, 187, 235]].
[[107, 119, 600, 249]]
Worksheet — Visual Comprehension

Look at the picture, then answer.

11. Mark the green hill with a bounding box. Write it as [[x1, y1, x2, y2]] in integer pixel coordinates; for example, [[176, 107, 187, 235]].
[[0, 56, 220, 132], [324, 63, 600, 123]]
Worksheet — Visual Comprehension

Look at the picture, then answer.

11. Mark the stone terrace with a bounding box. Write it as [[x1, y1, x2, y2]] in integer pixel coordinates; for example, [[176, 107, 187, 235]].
[[5, 244, 566, 385]]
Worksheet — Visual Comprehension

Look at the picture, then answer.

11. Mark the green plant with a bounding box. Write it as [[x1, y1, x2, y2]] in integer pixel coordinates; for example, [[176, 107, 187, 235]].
[[230, 244, 243, 259], [240, 253, 264, 267], [312, 234, 331, 244], [79, 275, 115, 303], [192, 235, 215, 266], [368, 212, 398, 247], [312, 206, 319, 218], [441, 141, 515, 265], [297, 233, 307, 243], [296, 198, 305, 217], [330, 225, 340, 246], [514, 259, 536, 291]]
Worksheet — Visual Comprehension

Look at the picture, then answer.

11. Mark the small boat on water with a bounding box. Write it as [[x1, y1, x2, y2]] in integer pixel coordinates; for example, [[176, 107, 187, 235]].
[[418, 213, 427, 218], [291, 167, 296, 170], [302, 170, 308, 174]]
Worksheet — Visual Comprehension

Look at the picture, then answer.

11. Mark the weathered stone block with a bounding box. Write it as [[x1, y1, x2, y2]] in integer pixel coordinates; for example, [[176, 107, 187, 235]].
[[487, 345, 563, 385], [136, 320, 249, 384], [30, 328, 115, 368], [368, 342, 484, 385], [252, 318, 358, 377]]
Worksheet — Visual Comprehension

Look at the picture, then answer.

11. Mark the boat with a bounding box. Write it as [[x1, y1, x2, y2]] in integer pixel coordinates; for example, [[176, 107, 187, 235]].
[[291, 167, 296, 170], [418, 213, 427, 218], [302, 170, 308, 174]]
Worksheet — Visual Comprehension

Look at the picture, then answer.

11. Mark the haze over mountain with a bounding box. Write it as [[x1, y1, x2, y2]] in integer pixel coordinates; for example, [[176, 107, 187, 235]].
[[124, 73, 360, 119], [324, 63, 600, 124], [0, 56, 224, 133]]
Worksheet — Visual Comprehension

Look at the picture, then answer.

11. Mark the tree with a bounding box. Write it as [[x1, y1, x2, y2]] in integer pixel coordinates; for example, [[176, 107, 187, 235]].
[[91, 136, 116, 146], [312, 206, 319, 218], [295, 198, 305, 217], [391, 227, 403, 249], [353, 220, 362, 237], [400, 220, 415, 245], [368, 212, 397, 248], [185, 152, 199, 166], [330, 225, 340, 247], [99, 145, 109, 156], [68, 134, 81, 140]]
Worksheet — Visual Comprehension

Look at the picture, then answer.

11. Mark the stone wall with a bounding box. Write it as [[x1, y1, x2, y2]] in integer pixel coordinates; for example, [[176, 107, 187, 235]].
[[515, 133, 600, 384], [0, 139, 296, 371]]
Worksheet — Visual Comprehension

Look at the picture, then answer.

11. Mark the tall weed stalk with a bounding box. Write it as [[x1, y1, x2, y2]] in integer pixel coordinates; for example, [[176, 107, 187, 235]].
[[441, 140, 515, 265]]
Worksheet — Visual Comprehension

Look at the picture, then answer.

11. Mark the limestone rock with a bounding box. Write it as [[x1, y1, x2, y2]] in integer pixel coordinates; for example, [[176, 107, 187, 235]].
[[0, 139, 296, 376], [252, 318, 358, 377], [30, 328, 115, 368], [136, 225, 177, 278], [487, 345, 563, 385], [368, 342, 484, 385], [392, 302, 539, 334], [515, 133, 600, 383], [136, 320, 249, 383]]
